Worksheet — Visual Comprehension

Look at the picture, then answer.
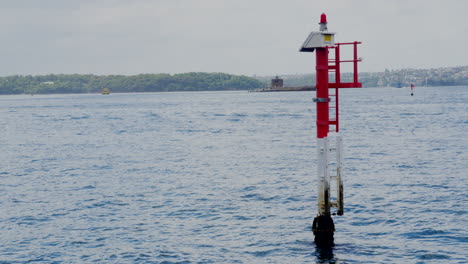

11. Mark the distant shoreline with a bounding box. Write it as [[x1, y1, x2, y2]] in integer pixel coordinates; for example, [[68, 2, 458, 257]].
[[1, 66, 467, 95], [1, 85, 466, 97], [0, 72, 263, 95]]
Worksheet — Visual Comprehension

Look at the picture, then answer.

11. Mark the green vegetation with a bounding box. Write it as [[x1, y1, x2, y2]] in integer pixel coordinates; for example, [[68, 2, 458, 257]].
[[0, 72, 263, 95]]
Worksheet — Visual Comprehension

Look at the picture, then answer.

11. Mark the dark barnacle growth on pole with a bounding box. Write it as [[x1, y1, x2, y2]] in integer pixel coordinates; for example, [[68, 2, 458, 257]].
[[312, 215, 335, 248]]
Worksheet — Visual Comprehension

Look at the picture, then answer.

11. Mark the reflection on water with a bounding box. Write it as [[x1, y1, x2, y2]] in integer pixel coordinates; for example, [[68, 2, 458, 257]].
[[315, 246, 337, 263]]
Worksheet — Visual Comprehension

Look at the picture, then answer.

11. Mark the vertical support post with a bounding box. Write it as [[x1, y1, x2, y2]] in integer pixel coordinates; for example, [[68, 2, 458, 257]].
[[353, 42, 358, 85], [335, 45, 340, 132], [335, 45, 341, 85], [336, 135, 344, 215]]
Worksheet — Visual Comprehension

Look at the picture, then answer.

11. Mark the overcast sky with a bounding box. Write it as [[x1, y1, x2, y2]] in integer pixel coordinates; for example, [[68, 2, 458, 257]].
[[0, 0, 466, 76]]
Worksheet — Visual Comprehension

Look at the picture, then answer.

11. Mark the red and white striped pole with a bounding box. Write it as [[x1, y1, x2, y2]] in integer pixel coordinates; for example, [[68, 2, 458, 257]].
[[300, 13, 362, 247]]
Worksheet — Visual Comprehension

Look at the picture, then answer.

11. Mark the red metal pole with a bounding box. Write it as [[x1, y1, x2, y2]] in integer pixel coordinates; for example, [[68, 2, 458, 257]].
[[353, 42, 358, 85], [335, 45, 340, 133], [316, 47, 329, 139]]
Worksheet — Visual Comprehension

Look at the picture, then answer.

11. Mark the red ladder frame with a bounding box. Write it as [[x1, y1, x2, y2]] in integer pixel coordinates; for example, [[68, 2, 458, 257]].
[[327, 42, 362, 133]]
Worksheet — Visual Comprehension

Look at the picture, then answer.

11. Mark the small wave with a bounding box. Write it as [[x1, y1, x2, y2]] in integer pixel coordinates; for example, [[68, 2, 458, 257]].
[[245, 248, 277, 257], [147, 112, 161, 118], [402, 228, 447, 239], [430, 147, 443, 151], [69, 241, 89, 246], [241, 193, 279, 201], [114, 129, 127, 134], [68, 115, 90, 120], [350, 145, 369, 148], [9, 215, 51, 226], [81, 185, 96, 190], [396, 164, 414, 169], [106, 116, 124, 120], [232, 113, 247, 117], [349, 219, 383, 226], [400, 112, 419, 116], [418, 253, 451, 260], [233, 215, 252, 221], [32, 114, 50, 118], [241, 186, 257, 192], [86, 200, 129, 209], [210, 129, 224, 134], [255, 113, 274, 118], [176, 129, 206, 133]]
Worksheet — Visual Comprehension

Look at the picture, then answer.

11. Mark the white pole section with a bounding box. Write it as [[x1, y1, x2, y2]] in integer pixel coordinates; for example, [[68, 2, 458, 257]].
[[336, 135, 344, 215], [317, 137, 330, 216]]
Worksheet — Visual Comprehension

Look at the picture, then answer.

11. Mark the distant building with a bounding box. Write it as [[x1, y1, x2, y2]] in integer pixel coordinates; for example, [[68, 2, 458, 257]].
[[250, 75, 314, 92], [41, 81, 54, 85], [271, 76, 283, 89]]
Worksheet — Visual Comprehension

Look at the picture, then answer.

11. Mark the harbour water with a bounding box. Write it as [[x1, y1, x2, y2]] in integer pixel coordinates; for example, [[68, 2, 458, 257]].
[[0, 87, 467, 263]]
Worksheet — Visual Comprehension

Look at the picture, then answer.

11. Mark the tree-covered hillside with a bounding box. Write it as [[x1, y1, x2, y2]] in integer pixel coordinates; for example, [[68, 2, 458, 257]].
[[0, 72, 263, 95]]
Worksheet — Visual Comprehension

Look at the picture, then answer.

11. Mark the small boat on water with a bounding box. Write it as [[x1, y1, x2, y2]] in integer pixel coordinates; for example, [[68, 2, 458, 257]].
[[101, 88, 110, 95]]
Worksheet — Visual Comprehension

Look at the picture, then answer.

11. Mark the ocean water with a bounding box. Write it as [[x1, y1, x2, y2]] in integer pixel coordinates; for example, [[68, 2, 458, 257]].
[[0, 87, 466, 263]]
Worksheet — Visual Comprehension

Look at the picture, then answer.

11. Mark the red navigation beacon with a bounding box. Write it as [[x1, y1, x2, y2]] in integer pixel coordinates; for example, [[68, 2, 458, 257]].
[[320, 13, 327, 23], [299, 13, 362, 247]]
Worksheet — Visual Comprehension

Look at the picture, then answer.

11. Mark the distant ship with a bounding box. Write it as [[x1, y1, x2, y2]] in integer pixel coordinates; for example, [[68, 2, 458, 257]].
[[101, 88, 110, 95]]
